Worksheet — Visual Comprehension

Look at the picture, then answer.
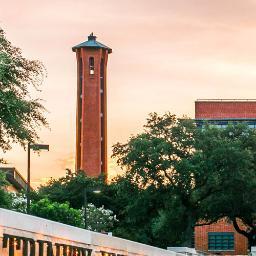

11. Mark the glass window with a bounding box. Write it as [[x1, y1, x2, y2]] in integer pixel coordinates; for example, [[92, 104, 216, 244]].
[[89, 57, 94, 75], [208, 232, 234, 251]]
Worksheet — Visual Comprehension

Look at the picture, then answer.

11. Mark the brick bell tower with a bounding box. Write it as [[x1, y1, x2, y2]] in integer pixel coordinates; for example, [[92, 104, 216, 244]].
[[72, 33, 112, 177]]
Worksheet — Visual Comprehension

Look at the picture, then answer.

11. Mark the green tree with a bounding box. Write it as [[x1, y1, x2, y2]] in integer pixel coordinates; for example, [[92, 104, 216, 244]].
[[30, 198, 83, 227], [0, 171, 12, 208], [38, 170, 109, 209], [0, 28, 48, 155], [10, 191, 118, 232], [112, 112, 198, 247], [112, 113, 256, 248], [192, 124, 256, 250], [108, 176, 156, 244], [36, 170, 118, 232]]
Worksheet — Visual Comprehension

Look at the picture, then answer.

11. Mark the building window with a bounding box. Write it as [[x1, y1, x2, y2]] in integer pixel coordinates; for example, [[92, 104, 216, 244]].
[[248, 124, 256, 128], [89, 57, 94, 75], [191, 231, 195, 248], [208, 232, 234, 251]]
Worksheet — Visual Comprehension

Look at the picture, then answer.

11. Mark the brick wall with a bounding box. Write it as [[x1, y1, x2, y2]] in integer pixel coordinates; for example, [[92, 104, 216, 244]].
[[195, 219, 248, 255], [194, 100, 252, 255], [75, 47, 109, 177], [195, 101, 256, 119]]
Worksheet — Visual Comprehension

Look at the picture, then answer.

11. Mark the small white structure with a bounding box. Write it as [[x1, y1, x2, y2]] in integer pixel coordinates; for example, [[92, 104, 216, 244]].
[[167, 247, 197, 256], [251, 247, 256, 256], [0, 208, 185, 256]]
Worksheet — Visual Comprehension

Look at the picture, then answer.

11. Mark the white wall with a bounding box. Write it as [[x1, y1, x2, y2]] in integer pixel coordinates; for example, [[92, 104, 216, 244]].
[[0, 208, 184, 256]]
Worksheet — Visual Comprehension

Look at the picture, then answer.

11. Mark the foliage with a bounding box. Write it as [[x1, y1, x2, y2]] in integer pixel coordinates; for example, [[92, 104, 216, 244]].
[[0, 28, 48, 153], [112, 113, 256, 248], [20, 112, 256, 249], [10, 192, 27, 213], [35, 170, 118, 232], [0, 171, 12, 208], [112, 112, 198, 247], [38, 169, 107, 209], [112, 112, 196, 189], [29, 198, 84, 227], [193, 123, 256, 248], [85, 203, 118, 232], [9, 190, 118, 232], [0, 189, 12, 208], [0, 170, 9, 187]]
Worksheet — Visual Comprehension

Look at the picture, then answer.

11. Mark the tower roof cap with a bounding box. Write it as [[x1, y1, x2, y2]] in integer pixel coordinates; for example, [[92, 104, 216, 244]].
[[72, 33, 112, 53]]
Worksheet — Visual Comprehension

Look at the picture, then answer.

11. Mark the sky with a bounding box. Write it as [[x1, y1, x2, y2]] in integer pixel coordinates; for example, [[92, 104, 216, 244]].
[[1, 0, 256, 186]]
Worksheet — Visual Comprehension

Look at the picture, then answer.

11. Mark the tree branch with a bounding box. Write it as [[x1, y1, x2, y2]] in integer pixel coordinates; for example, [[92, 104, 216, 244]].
[[194, 219, 219, 227], [232, 218, 249, 238]]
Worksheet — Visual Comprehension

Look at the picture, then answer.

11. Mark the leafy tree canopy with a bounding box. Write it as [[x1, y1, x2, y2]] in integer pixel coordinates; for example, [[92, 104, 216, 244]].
[[112, 113, 198, 247], [38, 169, 109, 209], [193, 123, 256, 248], [112, 113, 256, 248], [0, 171, 12, 208], [30, 198, 83, 227], [19, 112, 256, 249], [0, 28, 48, 154]]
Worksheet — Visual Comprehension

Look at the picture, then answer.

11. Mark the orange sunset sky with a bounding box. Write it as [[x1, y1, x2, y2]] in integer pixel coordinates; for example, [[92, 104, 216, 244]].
[[1, 0, 256, 186]]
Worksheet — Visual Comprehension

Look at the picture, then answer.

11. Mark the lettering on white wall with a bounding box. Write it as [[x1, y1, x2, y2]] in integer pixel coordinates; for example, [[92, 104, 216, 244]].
[[2, 234, 126, 256]]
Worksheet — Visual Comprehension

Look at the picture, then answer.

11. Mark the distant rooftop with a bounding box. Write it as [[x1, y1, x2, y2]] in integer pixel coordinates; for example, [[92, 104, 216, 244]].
[[72, 33, 112, 53], [195, 99, 256, 119], [0, 167, 29, 192], [196, 99, 256, 102]]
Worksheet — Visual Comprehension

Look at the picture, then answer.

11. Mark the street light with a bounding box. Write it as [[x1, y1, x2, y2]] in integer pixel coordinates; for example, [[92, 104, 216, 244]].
[[84, 188, 101, 229], [27, 143, 49, 213]]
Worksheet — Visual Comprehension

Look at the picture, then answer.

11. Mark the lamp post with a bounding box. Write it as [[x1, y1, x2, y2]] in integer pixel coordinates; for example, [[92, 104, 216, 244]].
[[27, 143, 49, 213], [84, 188, 101, 229]]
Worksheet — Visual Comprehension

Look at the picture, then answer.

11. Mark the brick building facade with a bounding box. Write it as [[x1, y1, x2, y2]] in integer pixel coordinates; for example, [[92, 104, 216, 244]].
[[194, 99, 256, 255], [195, 99, 256, 127], [72, 34, 112, 177], [195, 219, 247, 255]]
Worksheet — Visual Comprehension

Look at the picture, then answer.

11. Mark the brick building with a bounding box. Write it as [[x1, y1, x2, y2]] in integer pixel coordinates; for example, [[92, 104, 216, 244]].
[[72, 34, 112, 177], [195, 99, 256, 128], [195, 220, 248, 255], [194, 99, 256, 255]]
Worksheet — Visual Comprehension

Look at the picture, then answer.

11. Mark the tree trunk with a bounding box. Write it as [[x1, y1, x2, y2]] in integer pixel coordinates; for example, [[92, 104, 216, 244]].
[[232, 218, 251, 251], [181, 213, 194, 247]]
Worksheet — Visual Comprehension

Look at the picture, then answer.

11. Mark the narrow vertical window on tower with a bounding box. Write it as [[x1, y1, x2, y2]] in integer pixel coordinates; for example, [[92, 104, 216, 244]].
[[89, 57, 94, 75]]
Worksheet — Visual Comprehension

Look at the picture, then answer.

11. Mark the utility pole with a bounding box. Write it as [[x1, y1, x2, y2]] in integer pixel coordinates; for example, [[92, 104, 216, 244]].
[[26, 143, 49, 214]]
